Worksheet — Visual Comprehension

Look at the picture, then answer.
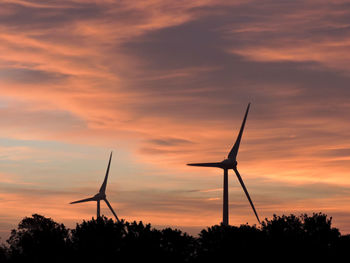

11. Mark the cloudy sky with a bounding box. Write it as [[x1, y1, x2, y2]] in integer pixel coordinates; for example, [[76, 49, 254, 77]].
[[1, 0, 350, 239]]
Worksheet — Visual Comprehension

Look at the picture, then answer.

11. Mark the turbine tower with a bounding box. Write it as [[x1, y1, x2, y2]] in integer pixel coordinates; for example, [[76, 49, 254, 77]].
[[187, 103, 260, 225], [70, 152, 119, 221]]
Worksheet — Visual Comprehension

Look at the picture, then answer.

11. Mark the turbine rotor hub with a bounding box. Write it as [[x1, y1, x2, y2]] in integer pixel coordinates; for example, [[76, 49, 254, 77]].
[[221, 159, 237, 169], [94, 193, 106, 200]]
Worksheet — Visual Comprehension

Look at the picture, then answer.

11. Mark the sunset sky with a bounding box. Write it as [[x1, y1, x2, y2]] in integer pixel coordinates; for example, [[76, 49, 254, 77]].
[[1, 0, 350, 239]]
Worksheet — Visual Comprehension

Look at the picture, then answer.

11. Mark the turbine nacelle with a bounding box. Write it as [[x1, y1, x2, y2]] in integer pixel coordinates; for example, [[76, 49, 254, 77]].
[[93, 192, 106, 200]]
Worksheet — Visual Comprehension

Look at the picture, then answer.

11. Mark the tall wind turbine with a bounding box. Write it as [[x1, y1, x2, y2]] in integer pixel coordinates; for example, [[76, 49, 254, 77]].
[[187, 103, 260, 225], [70, 152, 119, 221]]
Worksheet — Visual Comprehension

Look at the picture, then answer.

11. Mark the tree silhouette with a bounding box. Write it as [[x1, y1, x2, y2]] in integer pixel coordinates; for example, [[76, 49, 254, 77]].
[[0, 243, 8, 262], [335, 234, 350, 260], [2, 213, 349, 262], [69, 217, 195, 262], [261, 213, 341, 260], [7, 214, 69, 263], [70, 216, 125, 262], [302, 213, 340, 252], [195, 223, 265, 262], [122, 221, 162, 261], [159, 228, 195, 262], [122, 222, 195, 262]]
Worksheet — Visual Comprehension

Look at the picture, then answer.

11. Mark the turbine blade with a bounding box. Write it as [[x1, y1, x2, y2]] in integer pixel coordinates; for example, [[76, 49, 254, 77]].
[[228, 103, 250, 160], [99, 151, 113, 194], [233, 167, 261, 224], [187, 162, 222, 168], [104, 198, 119, 221], [70, 197, 95, 204]]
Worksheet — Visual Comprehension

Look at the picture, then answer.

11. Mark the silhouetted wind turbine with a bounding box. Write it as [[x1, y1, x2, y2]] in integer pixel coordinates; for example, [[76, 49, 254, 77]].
[[70, 152, 119, 221], [187, 103, 260, 225]]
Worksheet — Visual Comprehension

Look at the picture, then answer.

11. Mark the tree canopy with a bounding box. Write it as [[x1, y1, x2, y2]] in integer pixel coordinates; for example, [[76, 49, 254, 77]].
[[0, 213, 349, 262]]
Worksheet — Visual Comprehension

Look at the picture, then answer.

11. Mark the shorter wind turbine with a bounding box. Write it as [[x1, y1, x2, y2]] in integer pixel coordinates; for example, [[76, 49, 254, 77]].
[[187, 103, 260, 225], [70, 152, 119, 221]]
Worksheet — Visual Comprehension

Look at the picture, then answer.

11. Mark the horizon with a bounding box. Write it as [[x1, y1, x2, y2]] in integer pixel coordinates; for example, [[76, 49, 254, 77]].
[[1, 0, 350, 241], [0, 211, 343, 241]]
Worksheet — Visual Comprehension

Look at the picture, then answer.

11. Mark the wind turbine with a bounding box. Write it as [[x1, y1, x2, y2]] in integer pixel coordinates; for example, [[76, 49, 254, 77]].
[[70, 152, 119, 221], [187, 103, 260, 225]]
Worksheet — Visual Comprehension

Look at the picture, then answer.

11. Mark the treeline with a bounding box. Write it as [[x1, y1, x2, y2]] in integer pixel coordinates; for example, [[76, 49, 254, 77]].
[[0, 213, 349, 262]]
